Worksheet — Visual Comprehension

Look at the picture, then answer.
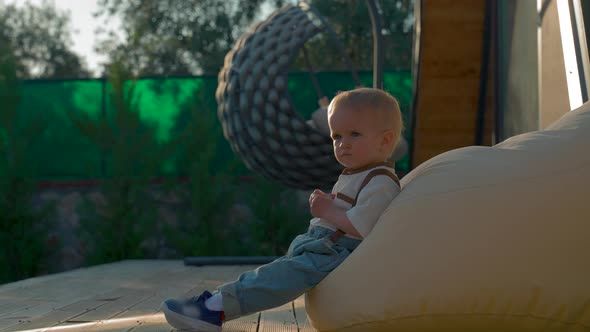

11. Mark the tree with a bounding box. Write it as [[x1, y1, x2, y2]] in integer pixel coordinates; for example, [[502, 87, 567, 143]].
[[0, 1, 90, 79], [95, 0, 274, 76], [0, 38, 54, 283], [68, 62, 161, 264], [95, 0, 413, 77], [293, 0, 414, 71]]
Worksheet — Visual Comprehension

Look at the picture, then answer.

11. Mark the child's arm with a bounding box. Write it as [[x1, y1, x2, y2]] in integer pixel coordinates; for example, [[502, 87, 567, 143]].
[[310, 191, 362, 237], [310, 177, 400, 238], [345, 178, 400, 238]]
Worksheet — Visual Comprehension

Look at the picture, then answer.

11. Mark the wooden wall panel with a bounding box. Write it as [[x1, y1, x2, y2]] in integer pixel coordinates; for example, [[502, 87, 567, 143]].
[[412, 0, 493, 167]]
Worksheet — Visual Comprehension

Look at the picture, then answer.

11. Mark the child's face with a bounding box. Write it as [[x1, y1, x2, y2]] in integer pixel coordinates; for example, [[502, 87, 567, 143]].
[[328, 107, 388, 169]]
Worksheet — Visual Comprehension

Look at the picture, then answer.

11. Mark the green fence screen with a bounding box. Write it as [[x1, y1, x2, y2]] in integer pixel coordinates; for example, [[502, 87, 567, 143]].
[[12, 70, 412, 182]]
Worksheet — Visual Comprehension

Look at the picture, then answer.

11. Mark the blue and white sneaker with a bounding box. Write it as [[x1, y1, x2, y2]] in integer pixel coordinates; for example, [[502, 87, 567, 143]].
[[161, 290, 224, 331]]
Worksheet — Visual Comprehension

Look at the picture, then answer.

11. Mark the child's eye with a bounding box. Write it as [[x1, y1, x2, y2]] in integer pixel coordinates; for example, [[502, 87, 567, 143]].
[[351, 131, 361, 137], [332, 134, 341, 140]]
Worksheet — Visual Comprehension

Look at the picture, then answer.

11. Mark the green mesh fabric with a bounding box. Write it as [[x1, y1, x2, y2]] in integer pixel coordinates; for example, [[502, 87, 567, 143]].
[[13, 71, 411, 182]]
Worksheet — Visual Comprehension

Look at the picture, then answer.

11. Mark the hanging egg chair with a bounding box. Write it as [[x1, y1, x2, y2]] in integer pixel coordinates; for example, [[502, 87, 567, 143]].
[[216, 2, 362, 190]]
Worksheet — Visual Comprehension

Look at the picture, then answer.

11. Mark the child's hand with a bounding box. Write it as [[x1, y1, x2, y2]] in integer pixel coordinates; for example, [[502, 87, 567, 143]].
[[309, 189, 335, 200], [309, 189, 335, 206], [309, 189, 336, 218]]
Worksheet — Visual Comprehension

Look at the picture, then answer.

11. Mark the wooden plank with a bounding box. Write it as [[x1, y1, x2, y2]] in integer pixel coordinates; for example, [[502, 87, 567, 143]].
[[0, 302, 64, 331], [0, 319, 22, 331], [223, 313, 259, 332], [57, 313, 168, 332], [0, 300, 107, 332], [0, 261, 176, 311], [117, 295, 167, 317], [130, 325, 173, 332], [421, 63, 481, 79], [0, 301, 38, 318], [0, 261, 185, 295], [80, 262, 204, 320], [418, 95, 480, 110], [294, 296, 316, 332], [135, 264, 196, 286], [258, 302, 298, 332], [129, 323, 173, 332], [94, 273, 198, 319], [421, 37, 483, 62], [425, 0, 486, 20], [128, 315, 173, 332], [44, 321, 104, 332], [130, 313, 260, 332], [412, 0, 491, 167], [73, 293, 153, 322], [0, 300, 74, 320], [1, 310, 87, 332], [0, 277, 87, 303], [0, 262, 267, 332], [419, 79, 481, 97]]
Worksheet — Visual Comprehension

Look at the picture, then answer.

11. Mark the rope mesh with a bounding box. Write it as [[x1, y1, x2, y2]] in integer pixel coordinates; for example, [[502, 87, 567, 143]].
[[216, 4, 343, 189]]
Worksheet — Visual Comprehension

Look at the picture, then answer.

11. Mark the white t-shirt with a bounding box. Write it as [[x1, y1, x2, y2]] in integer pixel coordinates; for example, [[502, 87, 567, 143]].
[[309, 162, 401, 239]]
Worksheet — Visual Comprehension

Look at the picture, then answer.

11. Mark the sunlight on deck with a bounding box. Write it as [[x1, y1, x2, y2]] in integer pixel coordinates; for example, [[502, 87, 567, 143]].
[[10, 313, 166, 332], [0, 260, 316, 332]]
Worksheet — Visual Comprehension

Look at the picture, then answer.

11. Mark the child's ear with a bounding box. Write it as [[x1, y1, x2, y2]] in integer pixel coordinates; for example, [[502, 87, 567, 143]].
[[381, 129, 394, 149]]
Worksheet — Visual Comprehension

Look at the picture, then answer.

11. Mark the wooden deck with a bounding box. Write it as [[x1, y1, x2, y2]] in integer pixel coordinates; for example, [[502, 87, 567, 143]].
[[0, 260, 317, 332]]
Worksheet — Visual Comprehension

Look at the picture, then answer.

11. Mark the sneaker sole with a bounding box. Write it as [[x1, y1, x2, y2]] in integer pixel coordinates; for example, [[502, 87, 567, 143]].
[[161, 301, 222, 332]]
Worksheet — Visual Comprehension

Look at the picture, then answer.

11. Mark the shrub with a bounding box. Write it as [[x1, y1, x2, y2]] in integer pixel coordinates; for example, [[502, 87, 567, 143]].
[[0, 41, 54, 283], [68, 62, 162, 265]]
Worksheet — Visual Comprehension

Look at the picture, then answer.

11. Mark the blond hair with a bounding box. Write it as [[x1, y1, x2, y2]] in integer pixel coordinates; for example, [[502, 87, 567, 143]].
[[328, 87, 404, 152]]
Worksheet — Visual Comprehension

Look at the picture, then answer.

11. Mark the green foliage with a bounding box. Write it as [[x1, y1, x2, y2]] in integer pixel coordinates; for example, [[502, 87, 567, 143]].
[[68, 62, 161, 265], [0, 1, 89, 79], [158, 89, 308, 257], [244, 177, 310, 256], [0, 41, 54, 283], [162, 91, 244, 256], [292, 0, 414, 71], [95, 0, 270, 75], [95, 0, 413, 76]]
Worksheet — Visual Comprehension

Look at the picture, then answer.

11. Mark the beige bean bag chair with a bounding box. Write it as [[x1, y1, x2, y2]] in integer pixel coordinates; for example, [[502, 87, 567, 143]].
[[306, 102, 590, 331]]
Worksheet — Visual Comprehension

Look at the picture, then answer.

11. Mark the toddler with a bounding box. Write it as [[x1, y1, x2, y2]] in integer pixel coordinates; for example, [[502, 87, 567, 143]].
[[162, 87, 403, 331]]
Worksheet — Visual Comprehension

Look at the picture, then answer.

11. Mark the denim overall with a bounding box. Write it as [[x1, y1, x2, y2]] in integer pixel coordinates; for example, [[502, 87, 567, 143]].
[[218, 225, 361, 320]]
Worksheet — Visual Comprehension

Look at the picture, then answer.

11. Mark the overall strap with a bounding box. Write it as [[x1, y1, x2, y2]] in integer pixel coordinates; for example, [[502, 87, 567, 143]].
[[329, 168, 400, 242], [352, 168, 400, 207]]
